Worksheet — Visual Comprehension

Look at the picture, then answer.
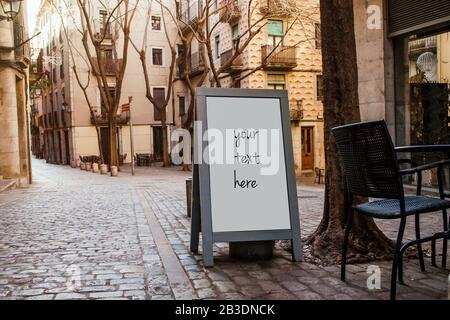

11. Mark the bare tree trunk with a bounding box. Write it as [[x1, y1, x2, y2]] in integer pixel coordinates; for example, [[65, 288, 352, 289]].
[[306, 0, 394, 264], [161, 111, 171, 167], [108, 115, 118, 168]]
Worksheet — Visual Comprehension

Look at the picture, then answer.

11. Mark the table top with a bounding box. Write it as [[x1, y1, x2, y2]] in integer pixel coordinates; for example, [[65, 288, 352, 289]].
[[395, 144, 450, 153]]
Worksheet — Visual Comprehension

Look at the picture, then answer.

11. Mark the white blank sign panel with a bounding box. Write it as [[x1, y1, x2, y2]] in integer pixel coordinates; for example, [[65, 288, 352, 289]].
[[206, 97, 291, 233]]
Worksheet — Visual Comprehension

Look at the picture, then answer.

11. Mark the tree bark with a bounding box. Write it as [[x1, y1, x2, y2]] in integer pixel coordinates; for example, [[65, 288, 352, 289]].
[[305, 0, 394, 264], [161, 111, 171, 167], [108, 115, 119, 169]]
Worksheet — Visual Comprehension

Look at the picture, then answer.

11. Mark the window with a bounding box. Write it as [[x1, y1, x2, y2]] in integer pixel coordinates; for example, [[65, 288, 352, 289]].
[[315, 23, 321, 49], [316, 75, 323, 101], [232, 24, 239, 50], [152, 48, 163, 66], [101, 87, 116, 115], [153, 88, 165, 121], [215, 35, 220, 59], [99, 10, 111, 35], [152, 16, 161, 30], [101, 48, 113, 60], [179, 96, 186, 115], [60, 50, 64, 79], [268, 20, 283, 46], [267, 74, 286, 90]]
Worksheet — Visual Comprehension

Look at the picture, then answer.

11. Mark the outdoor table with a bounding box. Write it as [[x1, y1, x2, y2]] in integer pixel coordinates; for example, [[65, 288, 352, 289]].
[[395, 144, 450, 196]]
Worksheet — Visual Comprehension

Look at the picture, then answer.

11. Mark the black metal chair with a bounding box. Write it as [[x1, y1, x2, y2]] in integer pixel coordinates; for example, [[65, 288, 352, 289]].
[[332, 120, 450, 300]]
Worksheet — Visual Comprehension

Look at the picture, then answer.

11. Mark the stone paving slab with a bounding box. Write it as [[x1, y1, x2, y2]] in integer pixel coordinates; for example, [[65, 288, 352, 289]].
[[0, 159, 448, 300]]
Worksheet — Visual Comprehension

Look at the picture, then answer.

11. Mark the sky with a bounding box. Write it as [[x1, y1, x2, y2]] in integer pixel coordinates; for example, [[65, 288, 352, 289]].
[[26, 0, 42, 34]]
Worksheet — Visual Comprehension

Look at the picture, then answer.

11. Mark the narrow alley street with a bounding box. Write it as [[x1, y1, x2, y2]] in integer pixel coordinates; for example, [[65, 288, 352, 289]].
[[0, 160, 448, 300]]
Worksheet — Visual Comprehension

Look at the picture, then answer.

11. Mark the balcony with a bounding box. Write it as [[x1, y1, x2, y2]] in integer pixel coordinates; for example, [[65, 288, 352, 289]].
[[259, 0, 296, 16], [178, 51, 206, 78], [94, 26, 113, 41], [91, 111, 130, 126], [289, 100, 303, 121], [220, 49, 243, 74], [92, 58, 123, 76], [219, 0, 241, 23], [408, 36, 438, 59], [261, 45, 297, 70], [178, 2, 199, 34]]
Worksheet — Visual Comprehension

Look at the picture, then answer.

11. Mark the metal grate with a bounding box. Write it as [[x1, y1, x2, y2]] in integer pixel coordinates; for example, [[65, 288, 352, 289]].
[[388, 0, 450, 37]]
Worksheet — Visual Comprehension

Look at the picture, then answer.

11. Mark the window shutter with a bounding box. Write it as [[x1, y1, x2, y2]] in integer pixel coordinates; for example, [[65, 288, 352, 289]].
[[153, 88, 165, 121], [388, 0, 450, 37]]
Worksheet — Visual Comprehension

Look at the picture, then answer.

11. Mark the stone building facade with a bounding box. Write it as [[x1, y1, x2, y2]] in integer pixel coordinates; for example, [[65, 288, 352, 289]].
[[173, 0, 324, 176], [0, 2, 31, 185], [31, 0, 178, 166]]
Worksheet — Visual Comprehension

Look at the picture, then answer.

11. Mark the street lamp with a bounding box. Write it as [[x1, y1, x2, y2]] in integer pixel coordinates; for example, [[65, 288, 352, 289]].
[[0, 0, 23, 21]]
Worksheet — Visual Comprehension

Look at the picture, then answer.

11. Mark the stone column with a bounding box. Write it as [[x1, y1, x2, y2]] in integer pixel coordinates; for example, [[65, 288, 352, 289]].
[[0, 19, 21, 181]]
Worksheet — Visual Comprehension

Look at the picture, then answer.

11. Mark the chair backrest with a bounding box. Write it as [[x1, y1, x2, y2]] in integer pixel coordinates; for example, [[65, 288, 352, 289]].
[[332, 120, 403, 199]]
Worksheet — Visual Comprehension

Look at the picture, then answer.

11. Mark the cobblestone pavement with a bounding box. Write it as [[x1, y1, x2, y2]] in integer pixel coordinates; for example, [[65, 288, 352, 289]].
[[0, 159, 448, 300]]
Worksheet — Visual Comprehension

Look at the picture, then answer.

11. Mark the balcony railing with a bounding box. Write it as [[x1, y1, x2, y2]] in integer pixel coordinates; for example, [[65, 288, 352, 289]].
[[259, 0, 296, 15], [94, 26, 113, 40], [178, 1, 199, 32], [220, 49, 243, 73], [262, 45, 297, 70], [92, 58, 123, 75], [189, 51, 205, 75], [178, 50, 206, 78], [91, 111, 130, 126], [219, 0, 241, 23]]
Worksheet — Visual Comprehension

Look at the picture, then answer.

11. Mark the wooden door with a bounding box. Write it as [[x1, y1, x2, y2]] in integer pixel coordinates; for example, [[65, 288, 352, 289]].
[[301, 127, 314, 170]]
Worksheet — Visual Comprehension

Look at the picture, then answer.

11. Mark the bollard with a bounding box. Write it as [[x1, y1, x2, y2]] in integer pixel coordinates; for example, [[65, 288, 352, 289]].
[[111, 166, 118, 177], [186, 177, 192, 218], [92, 163, 99, 173], [100, 164, 108, 175], [85, 162, 92, 171], [80, 162, 86, 170]]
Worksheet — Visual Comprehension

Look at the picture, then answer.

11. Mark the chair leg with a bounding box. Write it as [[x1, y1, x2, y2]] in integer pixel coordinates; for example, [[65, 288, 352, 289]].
[[341, 209, 354, 282], [398, 252, 404, 285], [414, 214, 426, 272], [390, 218, 406, 300], [442, 209, 448, 269]]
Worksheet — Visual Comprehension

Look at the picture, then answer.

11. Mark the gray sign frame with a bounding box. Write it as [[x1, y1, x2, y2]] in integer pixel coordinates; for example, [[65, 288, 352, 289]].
[[190, 88, 303, 267]]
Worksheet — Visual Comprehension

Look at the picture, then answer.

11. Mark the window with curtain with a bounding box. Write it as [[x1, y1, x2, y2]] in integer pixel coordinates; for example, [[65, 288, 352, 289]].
[[267, 74, 286, 90], [267, 20, 283, 46], [232, 24, 239, 50], [152, 48, 163, 66], [316, 75, 323, 101], [315, 23, 321, 49], [215, 35, 220, 59], [152, 16, 161, 30]]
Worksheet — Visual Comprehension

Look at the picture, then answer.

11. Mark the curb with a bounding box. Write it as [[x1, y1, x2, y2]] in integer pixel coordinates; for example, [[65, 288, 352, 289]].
[[0, 180, 17, 194]]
